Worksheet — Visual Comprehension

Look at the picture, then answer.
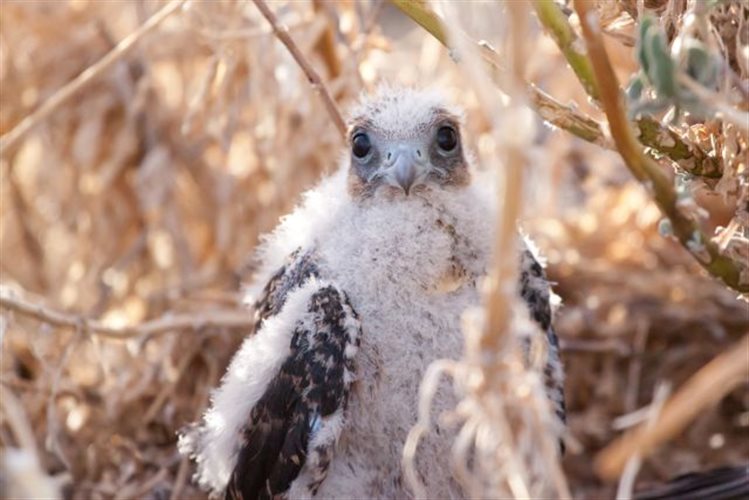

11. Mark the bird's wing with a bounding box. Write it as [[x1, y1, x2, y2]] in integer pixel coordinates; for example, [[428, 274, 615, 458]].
[[225, 275, 361, 500], [179, 249, 361, 500], [519, 246, 567, 426]]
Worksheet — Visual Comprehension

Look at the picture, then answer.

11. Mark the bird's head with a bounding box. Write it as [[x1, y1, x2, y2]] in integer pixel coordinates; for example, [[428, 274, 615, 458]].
[[346, 86, 470, 199]]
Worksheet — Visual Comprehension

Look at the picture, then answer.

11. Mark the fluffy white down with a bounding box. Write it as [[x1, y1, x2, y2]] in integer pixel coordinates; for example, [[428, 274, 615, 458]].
[[255, 164, 499, 498], [178, 278, 332, 493]]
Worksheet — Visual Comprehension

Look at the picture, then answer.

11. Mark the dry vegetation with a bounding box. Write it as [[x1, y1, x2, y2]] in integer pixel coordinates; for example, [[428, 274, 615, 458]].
[[0, 1, 747, 499]]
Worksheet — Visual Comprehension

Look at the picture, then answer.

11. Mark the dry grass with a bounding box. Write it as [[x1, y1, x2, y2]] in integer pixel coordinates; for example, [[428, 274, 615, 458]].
[[1, 1, 747, 499]]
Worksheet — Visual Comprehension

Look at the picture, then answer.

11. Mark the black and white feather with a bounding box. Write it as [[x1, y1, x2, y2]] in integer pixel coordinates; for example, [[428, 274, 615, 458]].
[[179, 86, 565, 499], [179, 254, 361, 498]]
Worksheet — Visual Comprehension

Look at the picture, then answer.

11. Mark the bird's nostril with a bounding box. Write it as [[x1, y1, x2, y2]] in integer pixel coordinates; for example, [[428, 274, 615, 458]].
[[387, 152, 392, 161], [416, 150, 421, 158]]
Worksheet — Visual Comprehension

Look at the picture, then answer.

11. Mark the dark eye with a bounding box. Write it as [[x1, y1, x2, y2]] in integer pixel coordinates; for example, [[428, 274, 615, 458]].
[[436, 126, 458, 152], [351, 132, 372, 158]]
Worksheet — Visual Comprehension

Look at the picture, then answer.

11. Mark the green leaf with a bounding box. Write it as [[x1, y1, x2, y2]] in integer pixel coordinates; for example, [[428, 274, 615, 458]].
[[636, 16, 656, 79], [644, 25, 677, 98]]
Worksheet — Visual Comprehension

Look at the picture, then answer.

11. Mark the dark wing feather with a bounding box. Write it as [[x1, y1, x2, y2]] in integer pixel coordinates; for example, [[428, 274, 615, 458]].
[[519, 248, 567, 427], [226, 257, 361, 500], [635, 465, 749, 500], [251, 249, 320, 334]]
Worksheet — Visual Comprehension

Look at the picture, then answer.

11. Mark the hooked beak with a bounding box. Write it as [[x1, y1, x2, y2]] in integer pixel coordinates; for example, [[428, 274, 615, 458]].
[[387, 145, 425, 196]]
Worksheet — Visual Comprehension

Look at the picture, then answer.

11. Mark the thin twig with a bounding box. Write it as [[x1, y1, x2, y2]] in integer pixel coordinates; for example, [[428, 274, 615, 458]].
[[595, 334, 749, 480], [0, 288, 252, 339], [532, 85, 610, 147], [252, 0, 347, 138], [574, 0, 747, 293], [0, 0, 186, 155]]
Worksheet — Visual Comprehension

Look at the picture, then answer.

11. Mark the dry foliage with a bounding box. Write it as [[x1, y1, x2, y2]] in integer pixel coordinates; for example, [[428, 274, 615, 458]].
[[0, 1, 747, 499]]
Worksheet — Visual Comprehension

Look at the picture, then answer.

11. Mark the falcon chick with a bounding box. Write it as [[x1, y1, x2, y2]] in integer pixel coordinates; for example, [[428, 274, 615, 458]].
[[179, 86, 565, 499]]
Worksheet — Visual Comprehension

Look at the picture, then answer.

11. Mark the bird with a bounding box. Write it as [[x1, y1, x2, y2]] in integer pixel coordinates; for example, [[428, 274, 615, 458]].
[[178, 86, 565, 499]]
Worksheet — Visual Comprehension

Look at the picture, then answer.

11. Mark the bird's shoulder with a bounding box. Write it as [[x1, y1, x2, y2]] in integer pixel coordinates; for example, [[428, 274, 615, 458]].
[[226, 250, 362, 499], [251, 248, 322, 334]]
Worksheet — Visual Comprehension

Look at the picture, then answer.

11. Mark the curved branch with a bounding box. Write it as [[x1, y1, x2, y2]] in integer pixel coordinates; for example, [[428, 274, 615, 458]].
[[0, 288, 252, 340]]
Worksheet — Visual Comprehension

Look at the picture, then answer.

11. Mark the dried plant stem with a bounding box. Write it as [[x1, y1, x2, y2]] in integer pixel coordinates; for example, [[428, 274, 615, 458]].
[[402, 359, 458, 499], [574, 0, 747, 293], [0, 289, 251, 340], [532, 86, 609, 146], [532, 91, 609, 147], [482, 13, 528, 350], [482, 143, 524, 354], [595, 334, 749, 480], [0, 0, 186, 156], [635, 118, 722, 178], [252, 0, 347, 138], [532, 0, 722, 178]]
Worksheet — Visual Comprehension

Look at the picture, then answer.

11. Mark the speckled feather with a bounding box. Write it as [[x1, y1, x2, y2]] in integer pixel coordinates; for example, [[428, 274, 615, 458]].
[[251, 250, 320, 334], [520, 248, 566, 425], [225, 280, 360, 499]]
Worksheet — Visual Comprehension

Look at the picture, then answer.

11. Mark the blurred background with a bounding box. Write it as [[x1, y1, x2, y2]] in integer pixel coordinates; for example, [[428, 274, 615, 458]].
[[1, 0, 747, 498]]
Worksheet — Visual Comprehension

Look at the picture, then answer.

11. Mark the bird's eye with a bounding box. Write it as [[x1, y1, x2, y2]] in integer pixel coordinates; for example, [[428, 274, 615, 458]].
[[351, 133, 372, 158], [436, 126, 458, 152]]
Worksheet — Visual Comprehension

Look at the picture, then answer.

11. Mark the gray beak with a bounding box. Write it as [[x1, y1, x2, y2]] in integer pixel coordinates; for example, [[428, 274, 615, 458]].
[[388, 145, 423, 195], [394, 154, 416, 195]]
